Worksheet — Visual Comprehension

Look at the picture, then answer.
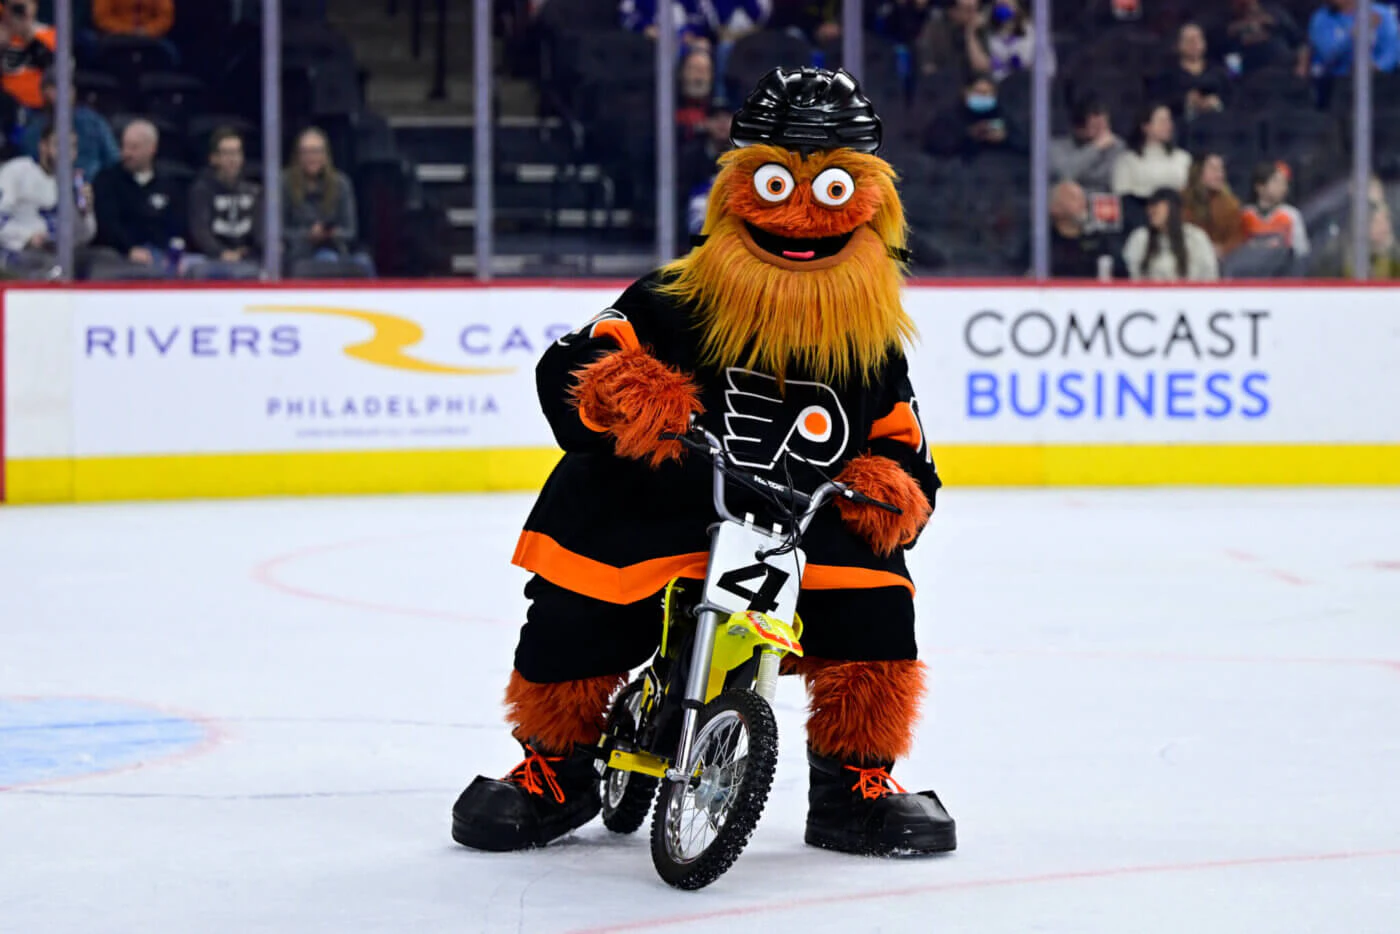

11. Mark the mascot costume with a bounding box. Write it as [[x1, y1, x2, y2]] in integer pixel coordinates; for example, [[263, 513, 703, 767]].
[[452, 67, 956, 857]]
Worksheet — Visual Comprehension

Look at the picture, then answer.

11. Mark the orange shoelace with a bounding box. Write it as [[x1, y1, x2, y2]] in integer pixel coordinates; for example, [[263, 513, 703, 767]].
[[504, 745, 566, 803], [845, 765, 908, 800]]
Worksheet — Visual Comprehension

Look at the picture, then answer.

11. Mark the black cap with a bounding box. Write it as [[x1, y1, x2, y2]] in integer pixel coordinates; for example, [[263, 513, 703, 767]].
[[730, 67, 882, 155]]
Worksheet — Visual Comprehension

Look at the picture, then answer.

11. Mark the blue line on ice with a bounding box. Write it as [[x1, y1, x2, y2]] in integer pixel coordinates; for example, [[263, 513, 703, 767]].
[[0, 697, 207, 788]]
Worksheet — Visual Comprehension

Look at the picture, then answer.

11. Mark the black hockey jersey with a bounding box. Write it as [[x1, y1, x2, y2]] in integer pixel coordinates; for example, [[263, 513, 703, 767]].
[[511, 272, 940, 605]]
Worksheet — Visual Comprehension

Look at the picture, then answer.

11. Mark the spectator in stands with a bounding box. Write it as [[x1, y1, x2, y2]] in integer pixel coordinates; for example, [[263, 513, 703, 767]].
[[1307, 0, 1400, 76], [1112, 103, 1191, 200], [1335, 188, 1400, 278], [1181, 153, 1246, 259], [677, 47, 716, 140], [680, 109, 733, 237], [1221, 0, 1307, 74], [620, 0, 712, 48], [873, 0, 933, 46], [924, 72, 1026, 159], [984, 0, 1039, 82], [93, 118, 186, 274], [187, 127, 262, 280], [21, 70, 120, 184], [702, 0, 768, 104], [0, 124, 95, 278], [1122, 187, 1219, 281], [92, 0, 175, 37], [1048, 179, 1127, 278], [1, 1, 56, 110], [1153, 23, 1229, 120], [1050, 95, 1124, 194], [769, 0, 841, 45], [1239, 160, 1310, 260], [282, 126, 373, 276], [917, 0, 991, 78]]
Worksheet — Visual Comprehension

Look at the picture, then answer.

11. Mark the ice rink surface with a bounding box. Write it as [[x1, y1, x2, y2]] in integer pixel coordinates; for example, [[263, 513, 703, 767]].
[[2, 488, 1398, 933]]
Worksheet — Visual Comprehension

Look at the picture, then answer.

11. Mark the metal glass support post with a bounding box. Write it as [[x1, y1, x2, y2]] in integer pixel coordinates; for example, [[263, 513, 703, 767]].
[[55, 0, 75, 281], [263, 0, 283, 279], [1030, 0, 1052, 279], [656, 0, 677, 263], [1351, 0, 1373, 281], [841, 0, 862, 81], [474, 0, 493, 280]]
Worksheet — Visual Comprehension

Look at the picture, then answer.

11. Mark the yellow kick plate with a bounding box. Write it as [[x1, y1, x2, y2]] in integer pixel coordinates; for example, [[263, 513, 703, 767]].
[[608, 749, 670, 778]]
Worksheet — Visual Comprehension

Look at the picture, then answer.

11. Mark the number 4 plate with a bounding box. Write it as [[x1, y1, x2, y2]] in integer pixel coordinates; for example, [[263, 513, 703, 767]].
[[703, 521, 806, 624]]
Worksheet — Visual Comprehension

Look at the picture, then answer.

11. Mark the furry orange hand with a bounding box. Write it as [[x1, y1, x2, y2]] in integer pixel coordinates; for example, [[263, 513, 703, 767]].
[[569, 347, 704, 468], [834, 454, 932, 557]]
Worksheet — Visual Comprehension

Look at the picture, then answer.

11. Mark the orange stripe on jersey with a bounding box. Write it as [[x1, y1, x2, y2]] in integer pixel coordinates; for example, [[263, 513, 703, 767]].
[[591, 318, 640, 352], [513, 532, 916, 603], [803, 564, 916, 596], [868, 401, 923, 451], [1239, 208, 1297, 247], [513, 531, 708, 604]]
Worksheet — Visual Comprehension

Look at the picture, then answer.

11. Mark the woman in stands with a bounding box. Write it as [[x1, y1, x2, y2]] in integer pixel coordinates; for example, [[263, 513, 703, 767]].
[[1122, 187, 1219, 281], [1181, 153, 1245, 259], [1112, 103, 1192, 200], [281, 126, 374, 278]]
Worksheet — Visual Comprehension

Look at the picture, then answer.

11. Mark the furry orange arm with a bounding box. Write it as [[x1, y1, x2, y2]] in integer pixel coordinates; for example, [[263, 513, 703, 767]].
[[568, 347, 704, 468], [835, 454, 932, 557]]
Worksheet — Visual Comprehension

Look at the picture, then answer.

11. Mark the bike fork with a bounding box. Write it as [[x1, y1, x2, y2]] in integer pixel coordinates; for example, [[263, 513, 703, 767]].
[[667, 606, 721, 783]]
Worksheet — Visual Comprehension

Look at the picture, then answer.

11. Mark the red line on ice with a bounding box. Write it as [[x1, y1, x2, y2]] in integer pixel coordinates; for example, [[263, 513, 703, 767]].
[[566, 848, 1400, 934], [251, 532, 515, 627]]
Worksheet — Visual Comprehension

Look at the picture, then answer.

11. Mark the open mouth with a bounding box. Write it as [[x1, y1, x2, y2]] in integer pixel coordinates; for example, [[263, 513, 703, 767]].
[[742, 222, 854, 262]]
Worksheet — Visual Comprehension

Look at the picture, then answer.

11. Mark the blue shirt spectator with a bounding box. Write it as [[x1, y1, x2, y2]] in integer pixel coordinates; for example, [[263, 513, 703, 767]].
[[620, 0, 712, 46], [1308, 0, 1400, 75], [20, 69, 120, 183]]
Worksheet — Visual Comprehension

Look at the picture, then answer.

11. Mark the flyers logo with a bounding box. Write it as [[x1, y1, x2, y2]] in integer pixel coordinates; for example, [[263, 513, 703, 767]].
[[723, 368, 850, 469]]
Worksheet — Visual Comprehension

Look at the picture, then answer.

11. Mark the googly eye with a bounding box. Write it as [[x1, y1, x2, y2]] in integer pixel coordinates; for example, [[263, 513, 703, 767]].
[[812, 167, 855, 207], [753, 163, 795, 203]]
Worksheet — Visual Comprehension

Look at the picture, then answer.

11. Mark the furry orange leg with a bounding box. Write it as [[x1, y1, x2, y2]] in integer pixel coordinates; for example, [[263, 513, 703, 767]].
[[504, 669, 626, 754], [568, 347, 704, 467], [834, 454, 932, 556], [796, 657, 927, 764]]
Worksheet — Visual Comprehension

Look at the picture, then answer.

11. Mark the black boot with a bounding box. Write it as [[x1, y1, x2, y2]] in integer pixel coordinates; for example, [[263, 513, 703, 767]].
[[805, 749, 956, 856], [451, 741, 602, 851]]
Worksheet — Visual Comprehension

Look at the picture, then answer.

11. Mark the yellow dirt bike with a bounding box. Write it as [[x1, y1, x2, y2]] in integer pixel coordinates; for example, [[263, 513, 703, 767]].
[[595, 425, 900, 890]]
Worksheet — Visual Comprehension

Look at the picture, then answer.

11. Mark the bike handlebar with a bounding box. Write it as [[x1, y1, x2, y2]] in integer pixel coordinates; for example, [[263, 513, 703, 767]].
[[660, 427, 903, 535]]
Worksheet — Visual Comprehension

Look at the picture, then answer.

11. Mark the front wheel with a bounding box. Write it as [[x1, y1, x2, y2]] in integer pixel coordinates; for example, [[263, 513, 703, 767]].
[[649, 690, 778, 890]]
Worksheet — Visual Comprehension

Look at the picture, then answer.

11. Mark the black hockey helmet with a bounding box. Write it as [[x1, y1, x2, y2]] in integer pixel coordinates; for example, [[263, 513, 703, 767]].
[[730, 67, 882, 156]]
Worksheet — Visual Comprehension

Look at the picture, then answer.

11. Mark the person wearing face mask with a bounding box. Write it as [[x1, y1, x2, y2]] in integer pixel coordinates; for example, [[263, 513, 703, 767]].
[[923, 72, 1026, 159]]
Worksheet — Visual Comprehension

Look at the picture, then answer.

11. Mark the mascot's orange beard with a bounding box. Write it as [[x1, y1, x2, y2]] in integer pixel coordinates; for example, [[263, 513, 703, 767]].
[[658, 144, 916, 387]]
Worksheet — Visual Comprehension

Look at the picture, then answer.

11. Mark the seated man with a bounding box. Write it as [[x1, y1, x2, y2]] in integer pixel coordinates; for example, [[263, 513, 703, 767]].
[[92, 118, 187, 277], [0, 124, 97, 278], [186, 127, 262, 279]]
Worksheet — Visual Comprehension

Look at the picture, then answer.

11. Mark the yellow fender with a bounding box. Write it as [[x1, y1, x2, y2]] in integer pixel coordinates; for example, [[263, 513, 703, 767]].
[[704, 611, 804, 701]]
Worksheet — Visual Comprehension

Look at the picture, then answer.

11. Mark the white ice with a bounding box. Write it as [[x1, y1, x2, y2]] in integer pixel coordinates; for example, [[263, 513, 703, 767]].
[[2, 489, 1399, 933]]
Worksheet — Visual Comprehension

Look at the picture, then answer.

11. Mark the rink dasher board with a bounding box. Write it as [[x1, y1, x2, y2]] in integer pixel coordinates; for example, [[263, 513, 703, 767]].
[[1, 282, 1397, 502]]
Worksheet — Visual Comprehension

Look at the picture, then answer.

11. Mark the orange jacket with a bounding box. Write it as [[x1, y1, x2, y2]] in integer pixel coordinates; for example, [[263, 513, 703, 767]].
[[93, 0, 175, 38], [2, 25, 56, 109]]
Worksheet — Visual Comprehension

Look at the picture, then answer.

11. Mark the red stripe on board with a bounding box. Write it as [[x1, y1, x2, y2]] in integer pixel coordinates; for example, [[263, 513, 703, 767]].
[[1, 286, 7, 504], [0, 278, 1398, 293]]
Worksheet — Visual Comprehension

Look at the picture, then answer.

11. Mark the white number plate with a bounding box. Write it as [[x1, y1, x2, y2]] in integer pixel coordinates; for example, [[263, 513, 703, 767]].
[[702, 521, 806, 624]]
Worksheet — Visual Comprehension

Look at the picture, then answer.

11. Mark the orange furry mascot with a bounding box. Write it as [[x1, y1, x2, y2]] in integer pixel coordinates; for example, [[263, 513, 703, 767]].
[[452, 67, 955, 858]]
